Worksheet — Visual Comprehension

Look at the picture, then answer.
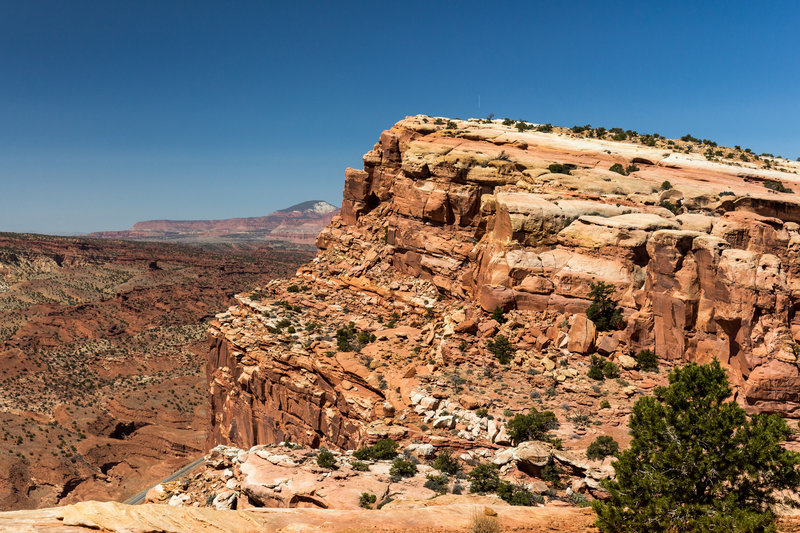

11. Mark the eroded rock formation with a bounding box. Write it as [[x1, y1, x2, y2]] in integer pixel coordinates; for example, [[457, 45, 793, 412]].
[[207, 116, 800, 487]]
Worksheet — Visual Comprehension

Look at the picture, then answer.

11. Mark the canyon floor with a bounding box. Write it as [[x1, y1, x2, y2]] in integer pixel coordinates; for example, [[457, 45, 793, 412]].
[[0, 233, 311, 510]]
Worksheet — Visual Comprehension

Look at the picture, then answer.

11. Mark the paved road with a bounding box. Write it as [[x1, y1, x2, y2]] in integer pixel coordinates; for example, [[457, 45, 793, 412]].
[[123, 457, 205, 505]]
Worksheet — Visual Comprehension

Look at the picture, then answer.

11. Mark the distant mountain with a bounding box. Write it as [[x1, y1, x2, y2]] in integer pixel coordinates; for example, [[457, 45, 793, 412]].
[[89, 200, 340, 248]]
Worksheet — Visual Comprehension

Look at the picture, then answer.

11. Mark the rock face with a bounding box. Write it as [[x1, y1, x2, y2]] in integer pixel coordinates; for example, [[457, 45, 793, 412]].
[[315, 116, 800, 416], [89, 200, 340, 248], [206, 115, 800, 497]]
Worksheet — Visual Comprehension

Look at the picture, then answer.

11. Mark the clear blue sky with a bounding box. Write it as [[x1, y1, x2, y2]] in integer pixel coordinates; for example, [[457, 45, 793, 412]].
[[2, 1, 799, 234]]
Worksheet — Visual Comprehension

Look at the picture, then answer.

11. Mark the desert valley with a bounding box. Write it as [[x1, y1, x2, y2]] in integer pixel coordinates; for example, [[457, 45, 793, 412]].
[[3, 115, 800, 531]]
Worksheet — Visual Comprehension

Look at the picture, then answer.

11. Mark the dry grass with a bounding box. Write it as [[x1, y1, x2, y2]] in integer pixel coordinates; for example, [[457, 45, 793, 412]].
[[469, 509, 501, 533]]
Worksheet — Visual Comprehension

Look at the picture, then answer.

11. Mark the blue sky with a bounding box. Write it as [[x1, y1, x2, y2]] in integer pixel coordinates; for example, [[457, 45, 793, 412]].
[[1, 1, 799, 234]]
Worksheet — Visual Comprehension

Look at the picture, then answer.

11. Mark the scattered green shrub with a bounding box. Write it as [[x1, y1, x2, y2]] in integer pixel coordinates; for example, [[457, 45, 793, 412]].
[[468, 462, 500, 493], [660, 181, 673, 190], [600, 400, 611, 409], [506, 408, 558, 444], [609, 163, 626, 175], [764, 179, 792, 193], [390, 457, 418, 478], [586, 282, 624, 331], [359, 492, 377, 509], [316, 448, 336, 469], [490, 306, 506, 324], [432, 449, 461, 475], [287, 284, 300, 293], [536, 123, 553, 132], [572, 493, 590, 507], [424, 473, 449, 494], [352, 438, 398, 461], [635, 349, 658, 372], [497, 481, 542, 506], [586, 436, 619, 460], [588, 355, 606, 381], [593, 360, 800, 532], [540, 459, 565, 488], [547, 163, 573, 175], [486, 334, 515, 365], [660, 200, 681, 215], [350, 460, 369, 471], [603, 360, 619, 379]]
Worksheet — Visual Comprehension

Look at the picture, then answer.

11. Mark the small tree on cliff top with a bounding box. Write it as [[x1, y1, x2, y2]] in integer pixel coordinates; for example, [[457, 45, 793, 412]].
[[586, 281, 624, 331], [593, 360, 800, 533]]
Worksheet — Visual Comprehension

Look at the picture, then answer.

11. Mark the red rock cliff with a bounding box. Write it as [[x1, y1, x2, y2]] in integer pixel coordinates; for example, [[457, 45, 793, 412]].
[[208, 116, 800, 455]]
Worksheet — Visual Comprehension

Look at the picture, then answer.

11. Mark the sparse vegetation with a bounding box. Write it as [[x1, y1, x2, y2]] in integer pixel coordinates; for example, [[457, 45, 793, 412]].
[[497, 481, 542, 506], [469, 513, 501, 533], [490, 306, 506, 324], [424, 473, 449, 494], [660, 200, 681, 215], [547, 163, 573, 175], [316, 448, 336, 469], [432, 449, 461, 475], [764, 179, 793, 193], [609, 163, 626, 175]]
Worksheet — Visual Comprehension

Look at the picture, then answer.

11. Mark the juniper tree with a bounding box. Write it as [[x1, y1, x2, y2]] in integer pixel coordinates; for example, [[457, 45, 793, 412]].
[[593, 360, 800, 532]]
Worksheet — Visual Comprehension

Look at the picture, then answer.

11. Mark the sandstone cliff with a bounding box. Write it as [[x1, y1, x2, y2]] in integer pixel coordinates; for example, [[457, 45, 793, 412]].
[[206, 116, 800, 503]]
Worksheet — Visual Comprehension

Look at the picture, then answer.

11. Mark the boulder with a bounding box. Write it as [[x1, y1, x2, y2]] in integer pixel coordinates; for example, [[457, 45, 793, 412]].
[[513, 441, 553, 468], [567, 315, 596, 354], [595, 333, 619, 355], [459, 395, 481, 410], [432, 415, 455, 429]]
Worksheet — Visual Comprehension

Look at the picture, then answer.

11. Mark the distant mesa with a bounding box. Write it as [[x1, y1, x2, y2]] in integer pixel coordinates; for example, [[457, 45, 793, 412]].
[[88, 200, 340, 248]]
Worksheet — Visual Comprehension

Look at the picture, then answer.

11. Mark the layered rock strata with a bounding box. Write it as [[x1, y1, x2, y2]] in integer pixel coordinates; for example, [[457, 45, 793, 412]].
[[208, 116, 800, 470]]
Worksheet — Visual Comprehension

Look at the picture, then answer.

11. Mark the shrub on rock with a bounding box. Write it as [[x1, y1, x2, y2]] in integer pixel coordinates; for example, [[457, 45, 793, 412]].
[[586, 436, 619, 460], [586, 282, 624, 331], [389, 457, 417, 478], [468, 462, 500, 494], [486, 334, 515, 365], [432, 449, 461, 475], [316, 448, 336, 469], [507, 408, 559, 444], [497, 481, 543, 506], [635, 349, 658, 372]]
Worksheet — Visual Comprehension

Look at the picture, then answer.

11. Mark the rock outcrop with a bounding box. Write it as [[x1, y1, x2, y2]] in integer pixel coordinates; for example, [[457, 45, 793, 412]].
[[317, 116, 800, 415], [206, 115, 800, 510]]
